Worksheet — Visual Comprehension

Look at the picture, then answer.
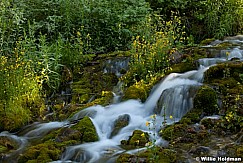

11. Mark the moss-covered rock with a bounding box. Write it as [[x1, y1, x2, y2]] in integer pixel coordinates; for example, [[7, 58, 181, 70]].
[[161, 123, 186, 141], [117, 147, 177, 163], [0, 136, 19, 154], [18, 141, 62, 163], [121, 130, 149, 148], [123, 85, 148, 102], [116, 153, 134, 163], [193, 85, 218, 115], [200, 38, 216, 46], [167, 61, 196, 74], [71, 116, 98, 143], [204, 62, 243, 83], [180, 109, 203, 125], [55, 128, 82, 143]]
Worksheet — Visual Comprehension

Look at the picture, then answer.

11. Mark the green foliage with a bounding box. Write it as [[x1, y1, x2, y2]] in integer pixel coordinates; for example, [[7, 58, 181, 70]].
[[16, 0, 150, 52], [122, 14, 186, 85], [0, 55, 45, 131], [148, 0, 243, 42], [220, 94, 243, 132]]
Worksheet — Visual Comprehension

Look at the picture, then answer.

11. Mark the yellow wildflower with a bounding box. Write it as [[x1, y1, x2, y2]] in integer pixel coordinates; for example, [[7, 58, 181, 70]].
[[145, 121, 150, 127], [141, 133, 145, 137]]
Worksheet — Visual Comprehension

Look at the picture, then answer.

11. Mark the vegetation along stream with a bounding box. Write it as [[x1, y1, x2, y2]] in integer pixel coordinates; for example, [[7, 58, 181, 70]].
[[0, 0, 243, 162]]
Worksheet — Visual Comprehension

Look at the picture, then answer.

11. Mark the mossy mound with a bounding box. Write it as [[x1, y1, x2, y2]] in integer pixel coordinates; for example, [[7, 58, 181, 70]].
[[0, 136, 19, 155], [18, 141, 62, 163], [54, 128, 82, 143], [204, 62, 243, 84], [200, 38, 216, 45], [160, 123, 187, 141], [167, 61, 196, 74], [72, 71, 118, 104], [180, 109, 203, 125], [71, 116, 98, 143], [123, 85, 148, 102], [121, 130, 149, 148], [117, 147, 177, 163], [19, 117, 98, 162], [193, 85, 218, 115]]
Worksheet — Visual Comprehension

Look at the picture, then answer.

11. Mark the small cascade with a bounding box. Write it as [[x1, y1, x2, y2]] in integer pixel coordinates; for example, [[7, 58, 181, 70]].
[[103, 57, 130, 77], [228, 48, 243, 60], [156, 85, 199, 119], [111, 81, 124, 104], [23, 121, 69, 137], [198, 58, 226, 67], [0, 132, 28, 162]]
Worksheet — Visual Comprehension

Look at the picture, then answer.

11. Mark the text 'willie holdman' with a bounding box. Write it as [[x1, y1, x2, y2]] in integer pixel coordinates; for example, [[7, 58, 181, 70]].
[[199, 156, 242, 162]]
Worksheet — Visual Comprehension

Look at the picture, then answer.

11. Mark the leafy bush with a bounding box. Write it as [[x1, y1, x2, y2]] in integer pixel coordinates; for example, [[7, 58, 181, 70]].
[[17, 0, 150, 52], [122, 14, 186, 84], [148, 0, 243, 42]]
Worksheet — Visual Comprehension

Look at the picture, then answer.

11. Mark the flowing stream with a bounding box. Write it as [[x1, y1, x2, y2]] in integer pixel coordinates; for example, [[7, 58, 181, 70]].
[[1, 44, 242, 163]]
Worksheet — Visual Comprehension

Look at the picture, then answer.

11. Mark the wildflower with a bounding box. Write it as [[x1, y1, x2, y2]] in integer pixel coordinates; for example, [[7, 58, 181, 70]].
[[170, 115, 173, 119], [135, 140, 140, 145], [141, 133, 145, 137], [150, 114, 156, 119], [146, 121, 150, 127]]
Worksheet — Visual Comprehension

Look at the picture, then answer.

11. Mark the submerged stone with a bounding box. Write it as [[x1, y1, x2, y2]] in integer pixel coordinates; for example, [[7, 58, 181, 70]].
[[110, 114, 130, 138]]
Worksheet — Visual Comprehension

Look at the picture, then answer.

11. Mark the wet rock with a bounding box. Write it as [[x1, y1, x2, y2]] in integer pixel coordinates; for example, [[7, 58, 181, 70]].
[[55, 128, 81, 142], [110, 114, 130, 138], [170, 51, 183, 64]]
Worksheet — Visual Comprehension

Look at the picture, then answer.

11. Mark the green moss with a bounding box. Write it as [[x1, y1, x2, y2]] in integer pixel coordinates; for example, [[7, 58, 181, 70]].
[[194, 85, 218, 115], [167, 61, 196, 74], [71, 116, 98, 142], [204, 62, 243, 83], [116, 153, 134, 163], [236, 145, 243, 157], [71, 67, 118, 104], [123, 85, 148, 102], [18, 141, 61, 163], [161, 123, 186, 141], [180, 109, 203, 125], [121, 130, 149, 148], [137, 147, 177, 163], [200, 38, 215, 45], [0, 145, 7, 153], [97, 51, 131, 59]]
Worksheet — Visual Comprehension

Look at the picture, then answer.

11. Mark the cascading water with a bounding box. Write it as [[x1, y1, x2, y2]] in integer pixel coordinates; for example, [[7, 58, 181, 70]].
[[50, 62, 216, 163], [1, 44, 243, 163]]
